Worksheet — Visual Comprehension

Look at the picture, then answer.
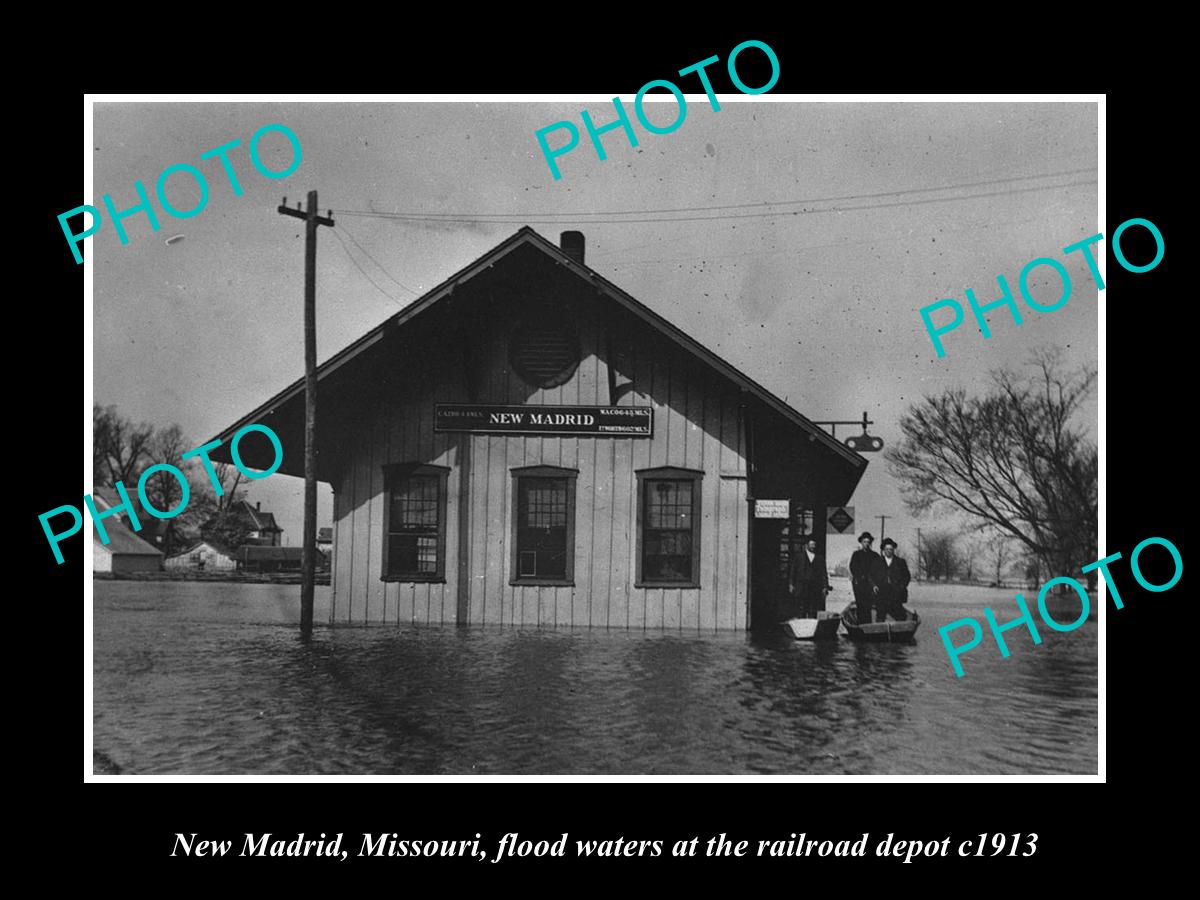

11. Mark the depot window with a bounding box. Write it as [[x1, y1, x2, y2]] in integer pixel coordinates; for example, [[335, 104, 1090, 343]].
[[636, 467, 703, 588], [382, 463, 449, 582], [510, 466, 577, 586]]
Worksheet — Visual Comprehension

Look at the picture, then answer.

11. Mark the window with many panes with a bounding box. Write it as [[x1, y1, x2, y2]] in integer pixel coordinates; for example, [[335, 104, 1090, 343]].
[[382, 464, 449, 582], [778, 511, 815, 583], [511, 466, 577, 585], [637, 467, 703, 587]]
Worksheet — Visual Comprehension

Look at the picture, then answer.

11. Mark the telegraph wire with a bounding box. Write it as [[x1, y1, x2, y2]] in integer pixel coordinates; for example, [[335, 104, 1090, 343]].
[[329, 228, 406, 306], [596, 209, 1088, 268], [332, 168, 1095, 225], [335, 179, 1096, 227], [339, 223, 422, 296], [335, 179, 1096, 226], [336, 167, 1091, 219]]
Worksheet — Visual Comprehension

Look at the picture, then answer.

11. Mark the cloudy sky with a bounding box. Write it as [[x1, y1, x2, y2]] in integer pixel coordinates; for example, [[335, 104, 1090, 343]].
[[91, 99, 1098, 566]]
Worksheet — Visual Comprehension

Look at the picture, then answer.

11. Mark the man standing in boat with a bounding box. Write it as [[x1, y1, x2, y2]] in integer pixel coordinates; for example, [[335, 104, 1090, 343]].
[[788, 534, 832, 618], [850, 531, 879, 623], [869, 537, 911, 622]]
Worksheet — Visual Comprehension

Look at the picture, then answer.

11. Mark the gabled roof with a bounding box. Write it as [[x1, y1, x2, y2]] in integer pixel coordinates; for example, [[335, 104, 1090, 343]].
[[93, 486, 120, 509], [234, 500, 282, 532], [90, 493, 163, 558], [93, 488, 172, 542], [210, 226, 865, 470], [167, 539, 238, 560]]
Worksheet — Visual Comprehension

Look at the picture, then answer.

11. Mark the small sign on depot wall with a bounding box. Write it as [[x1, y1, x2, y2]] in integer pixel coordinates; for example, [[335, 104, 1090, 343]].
[[434, 404, 652, 436], [754, 499, 790, 519], [827, 506, 855, 534]]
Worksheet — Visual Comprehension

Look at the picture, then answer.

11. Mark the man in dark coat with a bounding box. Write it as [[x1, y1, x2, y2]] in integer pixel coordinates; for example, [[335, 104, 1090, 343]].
[[869, 537, 911, 622], [788, 535, 831, 618], [849, 531, 878, 623]]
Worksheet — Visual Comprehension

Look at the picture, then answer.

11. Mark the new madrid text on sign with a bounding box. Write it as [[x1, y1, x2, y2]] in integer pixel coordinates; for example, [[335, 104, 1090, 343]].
[[434, 404, 653, 437]]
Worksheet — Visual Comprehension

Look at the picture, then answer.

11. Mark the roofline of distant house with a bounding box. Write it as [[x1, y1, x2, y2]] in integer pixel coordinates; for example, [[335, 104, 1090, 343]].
[[209, 226, 865, 469], [235, 499, 283, 532]]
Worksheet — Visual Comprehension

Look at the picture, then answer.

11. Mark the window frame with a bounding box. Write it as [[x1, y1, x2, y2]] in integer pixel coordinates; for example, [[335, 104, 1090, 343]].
[[380, 463, 450, 583], [509, 465, 578, 587], [636, 466, 704, 589]]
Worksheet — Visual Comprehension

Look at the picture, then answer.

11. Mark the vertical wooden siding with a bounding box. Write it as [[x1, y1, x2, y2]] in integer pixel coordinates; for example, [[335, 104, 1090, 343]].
[[331, 301, 748, 631]]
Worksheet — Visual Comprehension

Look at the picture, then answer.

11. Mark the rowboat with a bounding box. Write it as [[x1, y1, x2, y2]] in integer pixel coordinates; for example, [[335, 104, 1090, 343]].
[[781, 611, 841, 641], [840, 603, 920, 642]]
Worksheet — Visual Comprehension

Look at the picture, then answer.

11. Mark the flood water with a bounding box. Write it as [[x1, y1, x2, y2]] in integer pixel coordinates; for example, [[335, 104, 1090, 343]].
[[92, 579, 1097, 775]]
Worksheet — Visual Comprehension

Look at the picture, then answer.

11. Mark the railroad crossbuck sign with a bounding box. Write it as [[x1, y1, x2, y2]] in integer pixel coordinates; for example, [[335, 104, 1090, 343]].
[[827, 506, 855, 534]]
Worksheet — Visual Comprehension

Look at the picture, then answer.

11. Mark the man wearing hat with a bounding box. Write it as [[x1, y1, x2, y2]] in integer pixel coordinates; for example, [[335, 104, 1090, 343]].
[[850, 532, 879, 623], [869, 537, 911, 622], [788, 534, 832, 618]]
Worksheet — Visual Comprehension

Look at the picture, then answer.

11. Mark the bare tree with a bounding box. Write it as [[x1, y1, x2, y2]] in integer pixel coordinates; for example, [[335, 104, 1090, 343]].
[[92, 405, 248, 551], [956, 533, 983, 582], [93, 403, 155, 488], [142, 424, 189, 511], [983, 532, 1015, 586], [136, 423, 197, 554], [920, 531, 958, 581], [185, 460, 248, 545], [210, 462, 246, 512], [93, 403, 114, 480], [887, 347, 1096, 580]]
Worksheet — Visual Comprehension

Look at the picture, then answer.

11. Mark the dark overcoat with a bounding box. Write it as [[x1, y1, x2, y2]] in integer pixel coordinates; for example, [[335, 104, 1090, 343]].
[[869, 554, 911, 619], [788, 548, 830, 617], [850, 548, 878, 602]]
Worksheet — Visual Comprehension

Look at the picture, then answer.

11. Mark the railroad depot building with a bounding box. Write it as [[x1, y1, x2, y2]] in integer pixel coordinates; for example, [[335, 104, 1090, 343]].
[[212, 228, 867, 630]]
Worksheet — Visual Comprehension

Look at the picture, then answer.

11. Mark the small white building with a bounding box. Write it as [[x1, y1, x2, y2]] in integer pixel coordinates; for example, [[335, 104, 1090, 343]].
[[91, 489, 163, 574], [165, 540, 239, 571], [93, 521, 164, 574]]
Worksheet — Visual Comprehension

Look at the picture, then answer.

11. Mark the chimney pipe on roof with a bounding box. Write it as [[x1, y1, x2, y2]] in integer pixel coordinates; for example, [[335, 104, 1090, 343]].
[[560, 231, 585, 265], [256, 501, 261, 512]]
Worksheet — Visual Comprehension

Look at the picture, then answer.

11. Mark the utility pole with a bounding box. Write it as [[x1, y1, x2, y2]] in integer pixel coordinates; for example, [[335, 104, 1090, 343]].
[[278, 191, 335, 639], [916, 527, 923, 580], [878, 514, 891, 544]]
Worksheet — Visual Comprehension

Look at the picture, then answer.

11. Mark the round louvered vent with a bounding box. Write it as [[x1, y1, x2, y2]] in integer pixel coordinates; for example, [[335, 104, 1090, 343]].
[[509, 314, 580, 388]]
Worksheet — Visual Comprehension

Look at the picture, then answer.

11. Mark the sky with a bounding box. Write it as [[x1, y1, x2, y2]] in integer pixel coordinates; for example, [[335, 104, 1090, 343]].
[[91, 99, 1098, 568]]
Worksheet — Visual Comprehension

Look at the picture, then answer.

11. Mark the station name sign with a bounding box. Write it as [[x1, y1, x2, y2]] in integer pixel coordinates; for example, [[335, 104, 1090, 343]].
[[435, 404, 653, 437]]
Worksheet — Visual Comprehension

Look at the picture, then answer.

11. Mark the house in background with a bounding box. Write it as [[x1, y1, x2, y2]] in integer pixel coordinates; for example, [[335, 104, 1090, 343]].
[[164, 540, 238, 571], [91, 490, 163, 575], [232, 500, 284, 546]]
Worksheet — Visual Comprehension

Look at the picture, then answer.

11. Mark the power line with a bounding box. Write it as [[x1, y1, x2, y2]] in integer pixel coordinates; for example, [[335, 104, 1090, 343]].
[[596, 209, 1074, 268], [333, 179, 1095, 227], [332, 167, 1095, 224], [337, 167, 1091, 219], [329, 228, 405, 306], [339, 223, 422, 296]]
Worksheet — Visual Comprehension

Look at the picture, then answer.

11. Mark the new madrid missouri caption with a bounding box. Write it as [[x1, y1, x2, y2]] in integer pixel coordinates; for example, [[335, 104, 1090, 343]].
[[172, 831, 1039, 862]]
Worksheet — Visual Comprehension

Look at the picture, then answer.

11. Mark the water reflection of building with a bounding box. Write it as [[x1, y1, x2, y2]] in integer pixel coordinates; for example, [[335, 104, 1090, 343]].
[[210, 228, 866, 629]]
